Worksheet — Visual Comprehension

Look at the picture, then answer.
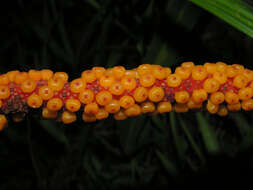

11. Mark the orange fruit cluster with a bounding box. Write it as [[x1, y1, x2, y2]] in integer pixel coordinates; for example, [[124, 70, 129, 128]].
[[0, 62, 253, 130]]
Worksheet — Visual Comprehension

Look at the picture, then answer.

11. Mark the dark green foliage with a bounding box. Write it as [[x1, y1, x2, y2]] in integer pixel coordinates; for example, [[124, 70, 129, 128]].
[[1, 0, 253, 189]]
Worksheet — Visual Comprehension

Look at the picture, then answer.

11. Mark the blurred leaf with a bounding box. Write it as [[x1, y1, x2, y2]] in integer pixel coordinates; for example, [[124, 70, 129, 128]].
[[85, 0, 101, 10], [196, 112, 220, 154]]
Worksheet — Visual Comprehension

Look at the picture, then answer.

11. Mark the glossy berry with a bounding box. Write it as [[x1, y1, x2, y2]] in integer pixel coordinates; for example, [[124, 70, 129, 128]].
[[232, 64, 244, 75], [82, 113, 97, 122], [15, 72, 29, 84], [204, 62, 216, 74], [210, 92, 224, 105], [213, 72, 227, 84], [92, 67, 106, 79], [181, 62, 194, 70], [133, 87, 148, 103], [192, 89, 208, 103], [48, 77, 64, 91], [167, 74, 182, 87], [226, 65, 238, 78], [70, 78, 86, 93], [206, 100, 219, 114], [164, 68, 172, 77], [96, 91, 112, 106], [109, 82, 124, 95], [27, 94, 43, 108], [187, 98, 202, 109], [148, 87, 165, 102], [41, 69, 54, 80], [65, 98, 81, 112], [140, 74, 155, 87], [61, 111, 77, 124], [152, 65, 166, 80], [217, 105, 228, 116], [84, 103, 99, 115], [203, 78, 220, 93], [238, 87, 253, 101], [0, 114, 7, 131], [216, 62, 227, 73], [0, 74, 9, 85], [114, 110, 127, 120], [0, 85, 10, 99], [105, 100, 120, 113], [175, 91, 190, 104], [7, 70, 19, 82], [95, 108, 109, 120], [99, 75, 114, 88], [54, 72, 69, 83], [21, 79, 37, 93], [28, 70, 42, 81], [233, 74, 248, 88], [121, 76, 136, 90], [192, 65, 207, 81], [124, 70, 137, 78], [225, 91, 239, 105], [119, 95, 135, 109], [175, 66, 191, 80], [112, 66, 126, 79], [81, 70, 96, 83], [241, 99, 253, 111], [242, 69, 253, 83], [174, 103, 189, 113], [227, 102, 241, 111], [157, 102, 172, 113], [79, 89, 94, 104], [42, 108, 58, 119], [47, 98, 63, 111], [124, 104, 141, 117], [141, 102, 155, 113], [38, 86, 54, 100], [137, 64, 152, 76]]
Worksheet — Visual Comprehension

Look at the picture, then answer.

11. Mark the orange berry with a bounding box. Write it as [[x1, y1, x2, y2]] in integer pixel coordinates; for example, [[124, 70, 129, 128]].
[[105, 99, 120, 113], [104, 68, 114, 76], [192, 89, 208, 103], [79, 89, 94, 104], [82, 113, 97, 122], [65, 98, 81, 112], [109, 82, 125, 95], [137, 64, 152, 76], [38, 86, 54, 100], [0, 114, 7, 131], [124, 70, 137, 78], [141, 102, 155, 113], [46, 98, 63, 111], [226, 65, 238, 78], [121, 76, 136, 90], [174, 103, 189, 113], [191, 65, 207, 81], [225, 91, 239, 105], [242, 69, 253, 83], [181, 62, 195, 70], [241, 99, 253, 111], [28, 70, 42, 81], [48, 77, 64, 91], [21, 79, 37, 93], [119, 95, 135, 109], [124, 104, 141, 117], [95, 108, 109, 120], [112, 66, 126, 79], [0, 74, 9, 85], [175, 91, 190, 104], [42, 108, 58, 119], [114, 110, 127, 120], [167, 74, 182, 87], [84, 102, 99, 115], [227, 102, 241, 111], [206, 100, 219, 114], [233, 74, 248, 89], [238, 87, 253, 101], [133, 87, 148, 103], [96, 91, 112, 106], [70, 78, 86, 93], [14, 72, 28, 84], [175, 66, 191, 80], [232, 64, 244, 75], [7, 70, 19, 82], [213, 72, 227, 84], [217, 105, 228, 117], [139, 74, 155, 87], [157, 101, 172, 113], [216, 62, 227, 72], [210, 92, 224, 105], [99, 75, 114, 88], [152, 65, 167, 80], [92, 67, 106, 79], [54, 72, 69, 83], [0, 85, 10, 99], [187, 98, 202, 109], [204, 62, 216, 74], [27, 94, 43, 108], [81, 70, 96, 83], [61, 111, 76, 124], [203, 78, 220, 93], [164, 68, 172, 77], [148, 87, 165, 102], [41, 69, 54, 80], [0, 100, 2, 108]]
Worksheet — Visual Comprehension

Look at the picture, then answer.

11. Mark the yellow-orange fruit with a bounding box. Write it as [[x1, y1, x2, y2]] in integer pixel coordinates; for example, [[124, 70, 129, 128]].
[[175, 91, 190, 104], [217, 105, 228, 116], [121, 76, 136, 90], [0, 114, 7, 131], [7, 70, 19, 82], [187, 98, 202, 109], [0, 74, 9, 85], [79, 89, 94, 104], [27, 94, 43, 108], [114, 110, 127, 120], [216, 61, 227, 72], [157, 102, 172, 113], [28, 70, 42, 81], [81, 70, 96, 83], [141, 102, 155, 113], [82, 113, 97, 122], [225, 91, 239, 105], [96, 91, 112, 106], [0, 85, 10, 99], [47, 98, 63, 111], [109, 82, 124, 95], [54, 72, 69, 83], [92, 67, 106, 79], [210, 92, 224, 105], [133, 87, 148, 103], [167, 74, 182, 87], [119, 95, 135, 109], [227, 102, 241, 111], [192, 89, 208, 103], [61, 111, 76, 124], [232, 64, 244, 75], [191, 65, 207, 81], [241, 99, 253, 111], [181, 62, 195, 70], [137, 64, 152, 75], [95, 109, 109, 120], [41, 69, 54, 80], [84, 103, 99, 115], [140, 74, 155, 87], [233, 74, 248, 88], [65, 98, 81, 112], [124, 70, 138, 78], [175, 66, 191, 80], [174, 103, 189, 113], [21, 79, 37, 93], [206, 100, 219, 114], [42, 108, 58, 119], [148, 87, 165, 102], [112, 66, 126, 79], [204, 62, 217, 74], [238, 87, 253, 101], [152, 65, 167, 80], [99, 75, 114, 88], [226, 65, 238, 78], [213, 72, 227, 84], [105, 100, 120, 113], [48, 77, 64, 91], [104, 68, 114, 76], [70, 78, 86, 93], [14, 72, 28, 84], [242, 69, 253, 83], [164, 68, 172, 77], [203, 78, 220, 93], [124, 104, 141, 117], [38, 86, 54, 100]]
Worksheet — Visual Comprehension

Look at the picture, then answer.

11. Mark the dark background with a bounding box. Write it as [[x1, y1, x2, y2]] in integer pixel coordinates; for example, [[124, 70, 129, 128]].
[[0, 0, 253, 189]]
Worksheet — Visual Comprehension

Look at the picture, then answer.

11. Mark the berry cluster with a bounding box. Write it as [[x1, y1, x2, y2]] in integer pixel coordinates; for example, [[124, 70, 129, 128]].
[[0, 62, 253, 130]]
